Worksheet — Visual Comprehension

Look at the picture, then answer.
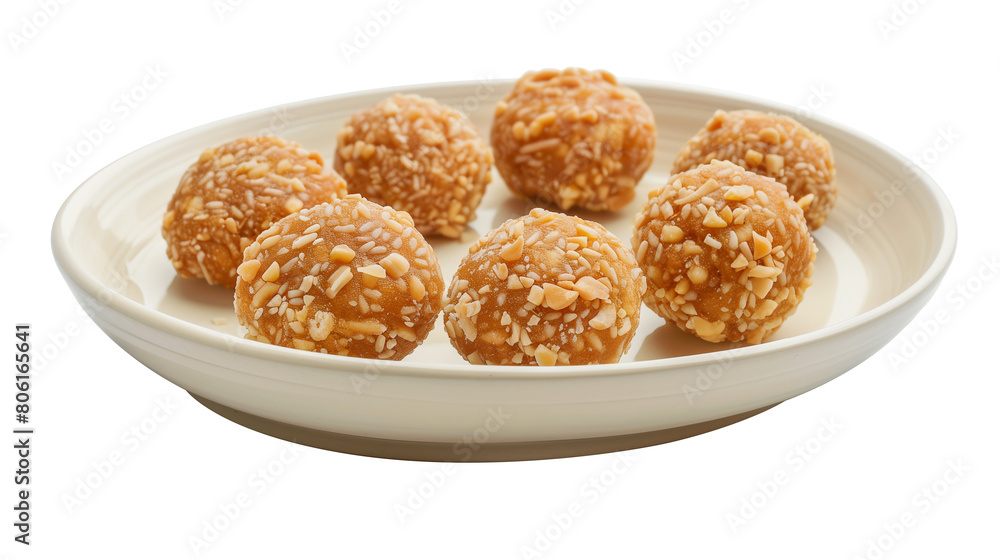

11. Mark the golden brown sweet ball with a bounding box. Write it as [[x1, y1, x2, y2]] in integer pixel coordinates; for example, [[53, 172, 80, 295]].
[[491, 68, 657, 212], [334, 94, 493, 238], [163, 136, 348, 288], [672, 110, 836, 229], [444, 208, 646, 366], [234, 195, 445, 360], [632, 160, 816, 344]]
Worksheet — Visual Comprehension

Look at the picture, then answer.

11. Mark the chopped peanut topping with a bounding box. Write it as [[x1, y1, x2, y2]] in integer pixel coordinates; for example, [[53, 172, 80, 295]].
[[692, 316, 726, 339], [702, 207, 728, 228], [500, 236, 525, 261], [573, 276, 611, 301], [543, 283, 579, 310], [261, 261, 281, 282], [588, 304, 616, 330], [357, 264, 387, 279], [765, 154, 785, 175], [747, 265, 780, 278], [724, 185, 755, 201], [752, 299, 779, 319], [330, 245, 356, 262], [535, 344, 558, 366], [661, 225, 684, 243], [494, 263, 509, 280], [379, 253, 410, 279], [527, 285, 545, 306], [237, 259, 261, 283], [758, 127, 781, 144], [750, 277, 774, 299], [292, 339, 316, 350], [252, 282, 280, 308], [687, 266, 708, 284], [752, 231, 772, 259]]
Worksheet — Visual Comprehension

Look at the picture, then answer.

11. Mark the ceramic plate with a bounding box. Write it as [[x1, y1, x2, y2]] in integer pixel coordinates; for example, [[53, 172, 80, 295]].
[[52, 80, 956, 461]]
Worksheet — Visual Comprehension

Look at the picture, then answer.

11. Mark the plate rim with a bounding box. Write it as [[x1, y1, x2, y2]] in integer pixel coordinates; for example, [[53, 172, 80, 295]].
[[50, 78, 959, 381]]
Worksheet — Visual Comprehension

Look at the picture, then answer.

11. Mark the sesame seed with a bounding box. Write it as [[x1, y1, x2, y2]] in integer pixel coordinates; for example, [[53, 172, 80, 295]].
[[326, 266, 353, 299], [291, 233, 317, 249]]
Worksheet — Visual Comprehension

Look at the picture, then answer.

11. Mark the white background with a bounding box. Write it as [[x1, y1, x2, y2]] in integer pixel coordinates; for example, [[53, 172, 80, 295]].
[[3, 0, 998, 558]]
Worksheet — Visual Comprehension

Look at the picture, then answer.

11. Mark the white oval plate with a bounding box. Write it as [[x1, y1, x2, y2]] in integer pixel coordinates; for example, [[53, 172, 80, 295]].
[[52, 80, 956, 461]]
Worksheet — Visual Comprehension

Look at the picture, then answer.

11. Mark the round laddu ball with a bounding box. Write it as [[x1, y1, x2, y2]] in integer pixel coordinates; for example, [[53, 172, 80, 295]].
[[672, 110, 836, 229], [234, 195, 445, 360], [163, 136, 348, 288], [632, 160, 816, 345], [334, 94, 493, 239], [444, 208, 646, 366], [491, 68, 656, 212]]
